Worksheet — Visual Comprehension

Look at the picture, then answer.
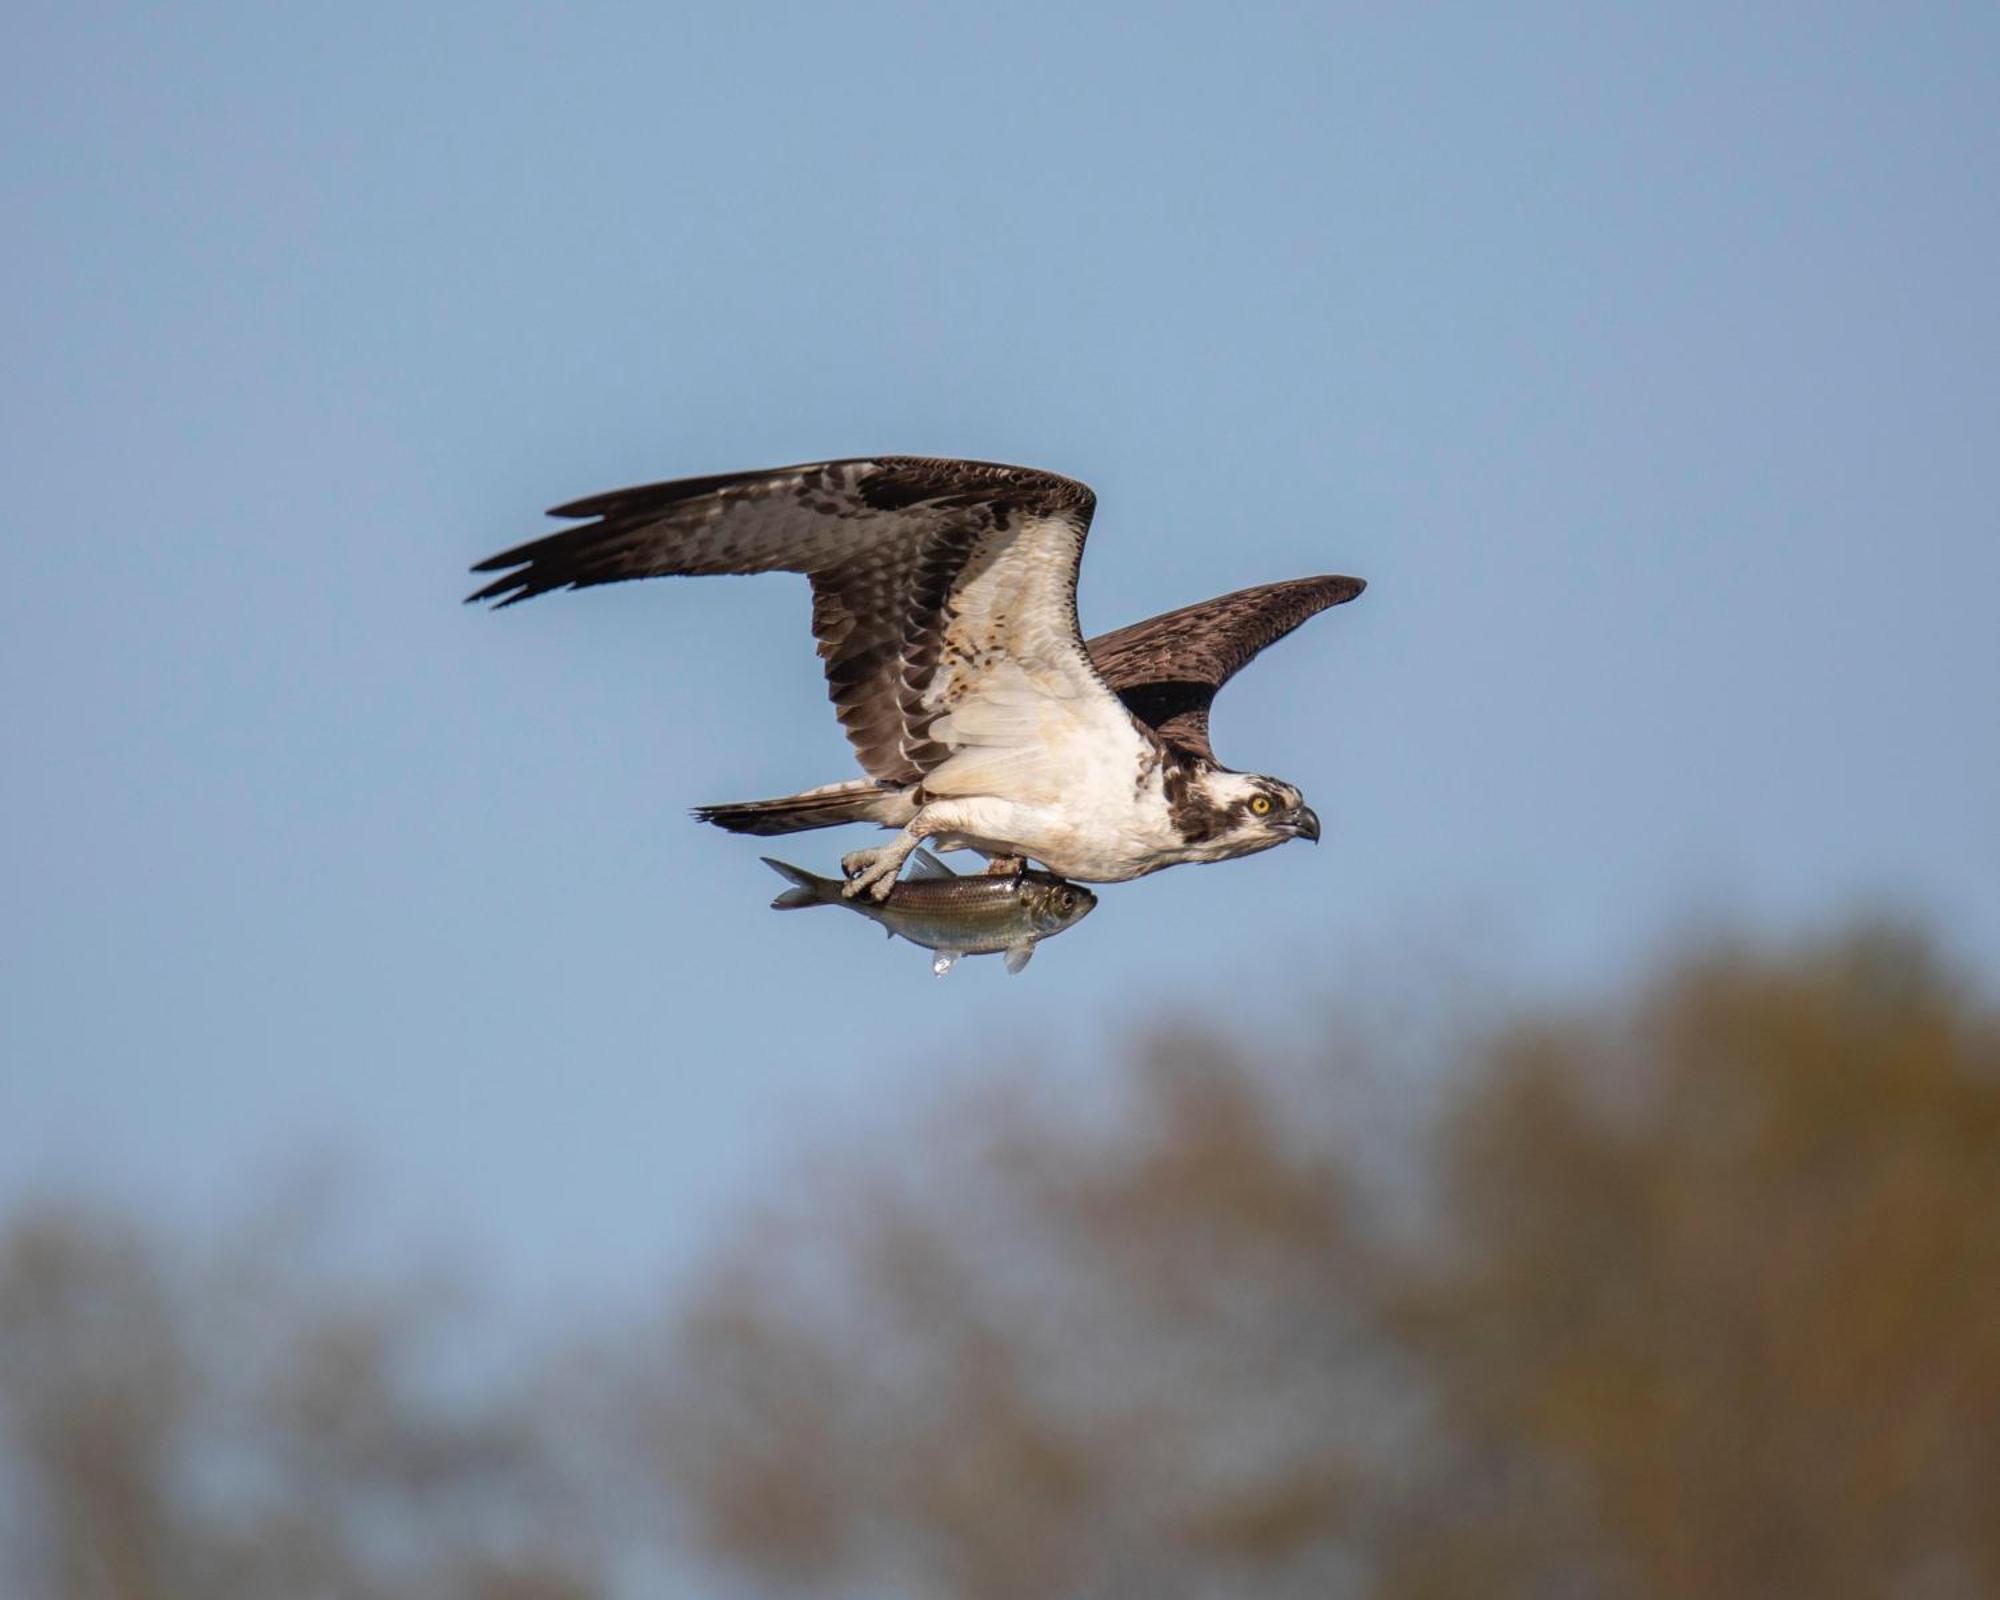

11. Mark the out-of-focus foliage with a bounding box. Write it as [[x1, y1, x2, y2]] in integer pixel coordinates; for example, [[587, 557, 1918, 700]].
[[623, 1040, 1391, 1600], [1390, 926, 2000, 1599], [5, 923, 1998, 1599], [0, 1206, 598, 1600], [638, 925, 2000, 1598]]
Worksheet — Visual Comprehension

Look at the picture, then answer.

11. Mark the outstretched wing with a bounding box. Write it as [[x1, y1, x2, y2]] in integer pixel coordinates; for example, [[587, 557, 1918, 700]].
[[469, 457, 1153, 798], [1085, 576, 1365, 764]]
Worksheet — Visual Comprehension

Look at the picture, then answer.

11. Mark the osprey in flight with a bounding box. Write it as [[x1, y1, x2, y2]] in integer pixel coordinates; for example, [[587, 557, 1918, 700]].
[[469, 457, 1364, 899]]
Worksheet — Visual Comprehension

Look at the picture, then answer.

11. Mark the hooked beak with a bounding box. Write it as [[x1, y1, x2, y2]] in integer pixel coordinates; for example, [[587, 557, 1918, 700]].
[[1286, 806, 1321, 844]]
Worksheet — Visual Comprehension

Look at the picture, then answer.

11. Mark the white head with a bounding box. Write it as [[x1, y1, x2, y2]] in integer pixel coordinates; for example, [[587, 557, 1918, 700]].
[[1166, 764, 1322, 862]]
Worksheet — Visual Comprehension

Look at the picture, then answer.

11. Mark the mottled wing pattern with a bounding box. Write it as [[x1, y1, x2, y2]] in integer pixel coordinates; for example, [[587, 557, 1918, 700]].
[[1084, 575, 1366, 763], [907, 490, 1159, 805], [468, 457, 1148, 794]]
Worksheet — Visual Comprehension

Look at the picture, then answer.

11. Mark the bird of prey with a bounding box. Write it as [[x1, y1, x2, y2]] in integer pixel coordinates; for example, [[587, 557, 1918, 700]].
[[468, 457, 1364, 899]]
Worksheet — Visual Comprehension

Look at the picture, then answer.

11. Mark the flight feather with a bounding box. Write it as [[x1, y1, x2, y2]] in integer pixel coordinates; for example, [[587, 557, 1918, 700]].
[[468, 457, 1123, 788], [1085, 575, 1365, 763]]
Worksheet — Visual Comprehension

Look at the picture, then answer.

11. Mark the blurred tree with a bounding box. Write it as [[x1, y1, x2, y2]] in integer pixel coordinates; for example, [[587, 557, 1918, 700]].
[[6, 923, 1997, 1600], [636, 925, 2000, 1599], [1388, 926, 2000, 1599], [621, 1037, 1417, 1598], [0, 1206, 601, 1600], [0, 1213, 186, 1600]]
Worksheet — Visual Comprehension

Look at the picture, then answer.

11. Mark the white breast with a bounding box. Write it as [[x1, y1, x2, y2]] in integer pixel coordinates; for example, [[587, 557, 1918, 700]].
[[928, 750, 1190, 883]]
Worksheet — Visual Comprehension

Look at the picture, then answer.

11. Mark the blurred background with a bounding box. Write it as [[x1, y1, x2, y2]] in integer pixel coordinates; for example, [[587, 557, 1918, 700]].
[[4, 3, 1997, 1596]]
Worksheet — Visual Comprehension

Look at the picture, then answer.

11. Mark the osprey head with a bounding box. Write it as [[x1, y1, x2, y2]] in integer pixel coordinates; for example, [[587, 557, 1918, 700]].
[[1167, 763, 1321, 861]]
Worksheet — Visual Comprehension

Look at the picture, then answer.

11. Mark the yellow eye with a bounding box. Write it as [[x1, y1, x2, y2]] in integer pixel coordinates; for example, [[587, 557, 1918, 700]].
[[1249, 794, 1273, 816]]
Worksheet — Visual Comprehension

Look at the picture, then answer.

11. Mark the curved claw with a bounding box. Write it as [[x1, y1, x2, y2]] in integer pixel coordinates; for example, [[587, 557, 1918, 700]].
[[841, 845, 906, 900], [863, 872, 898, 902]]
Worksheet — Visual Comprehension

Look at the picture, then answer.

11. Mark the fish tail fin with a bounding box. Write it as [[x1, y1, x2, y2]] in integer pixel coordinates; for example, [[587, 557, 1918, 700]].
[[762, 857, 834, 910]]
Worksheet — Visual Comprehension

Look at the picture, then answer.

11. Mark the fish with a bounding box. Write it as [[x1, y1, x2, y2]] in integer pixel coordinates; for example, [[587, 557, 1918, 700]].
[[762, 849, 1097, 976]]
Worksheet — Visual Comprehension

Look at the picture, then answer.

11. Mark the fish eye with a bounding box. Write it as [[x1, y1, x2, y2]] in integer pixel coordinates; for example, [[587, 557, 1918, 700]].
[[1249, 794, 1273, 816]]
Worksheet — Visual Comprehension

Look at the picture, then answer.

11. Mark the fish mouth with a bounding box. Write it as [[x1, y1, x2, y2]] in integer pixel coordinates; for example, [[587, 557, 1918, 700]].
[[1279, 807, 1321, 843]]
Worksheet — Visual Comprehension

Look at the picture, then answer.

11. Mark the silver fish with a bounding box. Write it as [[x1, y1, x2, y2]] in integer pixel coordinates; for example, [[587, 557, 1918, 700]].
[[763, 849, 1096, 976]]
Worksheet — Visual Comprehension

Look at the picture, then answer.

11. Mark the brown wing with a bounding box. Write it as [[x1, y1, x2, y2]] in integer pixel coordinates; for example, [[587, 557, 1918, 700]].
[[467, 457, 1106, 786], [1084, 575, 1365, 763]]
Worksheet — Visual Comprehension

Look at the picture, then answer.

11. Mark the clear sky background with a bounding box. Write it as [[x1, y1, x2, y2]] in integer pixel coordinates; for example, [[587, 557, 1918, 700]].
[[5, 3, 1996, 1301]]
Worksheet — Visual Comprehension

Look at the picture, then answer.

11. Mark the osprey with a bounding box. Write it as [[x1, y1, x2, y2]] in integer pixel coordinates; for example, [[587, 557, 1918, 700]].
[[469, 457, 1364, 899]]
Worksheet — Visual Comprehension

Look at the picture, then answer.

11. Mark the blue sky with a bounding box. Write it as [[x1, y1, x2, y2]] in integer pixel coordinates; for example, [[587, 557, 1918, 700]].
[[4, 2, 1996, 1297]]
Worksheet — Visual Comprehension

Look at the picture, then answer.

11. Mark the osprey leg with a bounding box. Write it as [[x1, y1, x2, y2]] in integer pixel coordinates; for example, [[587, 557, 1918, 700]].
[[841, 836, 921, 900], [841, 801, 985, 901]]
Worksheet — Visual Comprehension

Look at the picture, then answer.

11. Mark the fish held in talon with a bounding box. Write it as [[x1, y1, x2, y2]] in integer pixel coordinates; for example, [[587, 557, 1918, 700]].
[[762, 850, 1095, 977]]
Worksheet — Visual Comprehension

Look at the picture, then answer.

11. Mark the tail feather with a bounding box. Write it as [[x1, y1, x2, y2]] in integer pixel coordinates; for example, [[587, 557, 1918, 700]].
[[695, 779, 899, 837]]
